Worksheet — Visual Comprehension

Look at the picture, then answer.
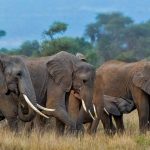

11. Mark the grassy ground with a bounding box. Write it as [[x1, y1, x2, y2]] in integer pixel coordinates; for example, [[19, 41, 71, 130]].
[[0, 111, 150, 150]]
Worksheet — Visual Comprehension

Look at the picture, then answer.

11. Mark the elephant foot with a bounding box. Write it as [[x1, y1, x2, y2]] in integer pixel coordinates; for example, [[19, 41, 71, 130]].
[[65, 126, 78, 136], [104, 129, 116, 136], [7, 117, 19, 133]]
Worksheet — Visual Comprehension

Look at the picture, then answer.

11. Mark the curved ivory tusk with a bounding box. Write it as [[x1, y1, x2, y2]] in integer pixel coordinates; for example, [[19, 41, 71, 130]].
[[88, 110, 95, 120], [81, 99, 87, 112], [104, 107, 109, 115], [93, 104, 98, 118], [23, 94, 49, 119], [37, 104, 55, 112]]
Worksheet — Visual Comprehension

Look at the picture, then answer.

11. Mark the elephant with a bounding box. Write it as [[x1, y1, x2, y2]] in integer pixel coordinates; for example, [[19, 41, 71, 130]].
[[104, 95, 135, 115], [19, 51, 96, 135], [68, 89, 135, 134], [96, 60, 150, 133], [0, 54, 49, 131], [103, 95, 135, 133], [68, 54, 136, 134]]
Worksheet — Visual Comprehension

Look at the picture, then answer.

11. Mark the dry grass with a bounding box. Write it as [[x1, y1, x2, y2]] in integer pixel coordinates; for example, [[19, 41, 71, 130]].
[[0, 111, 150, 150]]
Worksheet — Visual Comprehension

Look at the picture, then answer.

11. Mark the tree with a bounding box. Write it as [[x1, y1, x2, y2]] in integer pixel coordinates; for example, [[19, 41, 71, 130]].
[[20, 40, 40, 56], [85, 12, 133, 61], [43, 22, 68, 40], [41, 37, 92, 56], [0, 30, 6, 38], [8, 40, 41, 56]]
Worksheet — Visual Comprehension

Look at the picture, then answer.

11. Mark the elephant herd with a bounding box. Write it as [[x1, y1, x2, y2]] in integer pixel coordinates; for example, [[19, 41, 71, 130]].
[[0, 51, 149, 136]]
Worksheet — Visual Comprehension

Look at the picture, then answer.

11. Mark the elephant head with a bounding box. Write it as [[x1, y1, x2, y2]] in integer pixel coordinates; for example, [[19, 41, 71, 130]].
[[0, 54, 50, 121], [117, 97, 135, 114], [47, 51, 96, 119], [133, 62, 150, 95], [104, 95, 135, 116]]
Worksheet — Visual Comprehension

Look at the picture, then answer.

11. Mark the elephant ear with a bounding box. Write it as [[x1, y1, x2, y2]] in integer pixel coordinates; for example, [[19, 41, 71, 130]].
[[47, 55, 73, 92], [0, 57, 8, 94], [104, 99, 121, 116], [133, 64, 150, 95]]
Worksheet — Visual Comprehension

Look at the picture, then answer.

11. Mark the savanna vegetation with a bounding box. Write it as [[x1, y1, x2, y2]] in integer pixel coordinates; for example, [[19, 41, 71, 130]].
[[1, 12, 150, 67], [0, 111, 150, 150], [0, 12, 150, 150]]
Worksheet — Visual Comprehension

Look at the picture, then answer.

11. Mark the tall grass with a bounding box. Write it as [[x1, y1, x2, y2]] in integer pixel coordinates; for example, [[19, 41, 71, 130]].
[[0, 111, 150, 150]]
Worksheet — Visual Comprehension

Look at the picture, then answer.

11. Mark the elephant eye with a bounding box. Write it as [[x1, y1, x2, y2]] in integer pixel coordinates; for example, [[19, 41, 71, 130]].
[[83, 79, 87, 84], [17, 71, 22, 77]]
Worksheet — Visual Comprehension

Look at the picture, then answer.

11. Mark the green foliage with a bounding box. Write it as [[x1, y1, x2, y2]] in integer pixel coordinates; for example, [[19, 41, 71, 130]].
[[115, 51, 138, 62], [41, 37, 92, 56], [85, 12, 150, 62], [6, 40, 40, 57], [2, 13, 150, 66], [85, 50, 103, 67], [19, 40, 40, 57], [44, 22, 68, 40], [0, 30, 6, 38], [0, 48, 9, 54]]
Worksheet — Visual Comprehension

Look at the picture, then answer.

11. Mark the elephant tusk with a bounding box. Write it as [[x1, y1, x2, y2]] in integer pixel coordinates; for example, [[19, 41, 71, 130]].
[[23, 94, 49, 119], [93, 104, 98, 118], [104, 107, 109, 115], [37, 104, 55, 112], [81, 99, 87, 112], [88, 110, 95, 120]]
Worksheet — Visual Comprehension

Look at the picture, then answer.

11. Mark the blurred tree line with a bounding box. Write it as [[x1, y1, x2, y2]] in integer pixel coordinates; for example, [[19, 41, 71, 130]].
[[1, 12, 150, 67]]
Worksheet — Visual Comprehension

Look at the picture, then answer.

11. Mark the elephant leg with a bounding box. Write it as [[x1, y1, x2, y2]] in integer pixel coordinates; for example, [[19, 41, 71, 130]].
[[109, 115, 116, 132], [0, 98, 18, 132], [132, 87, 149, 133], [147, 97, 150, 130], [88, 118, 100, 134], [100, 110, 116, 135], [68, 93, 80, 123], [33, 114, 46, 132], [7, 117, 18, 132], [55, 119, 65, 136], [138, 100, 149, 134], [87, 123, 92, 133], [50, 107, 76, 135], [76, 108, 86, 134], [113, 115, 124, 133]]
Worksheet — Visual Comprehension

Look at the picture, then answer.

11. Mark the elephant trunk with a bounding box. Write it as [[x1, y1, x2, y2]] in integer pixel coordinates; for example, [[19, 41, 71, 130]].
[[18, 73, 49, 121], [18, 101, 36, 122], [80, 87, 96, 120]]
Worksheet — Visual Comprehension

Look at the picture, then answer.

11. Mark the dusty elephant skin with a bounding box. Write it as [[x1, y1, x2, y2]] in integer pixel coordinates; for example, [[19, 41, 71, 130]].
[[103, 95, 135, 133], [104, 95, 135, 116], [68, 57, 112, 135], [96, 60, 150, 133], [21, 51, 95, 135], [0, 54, 46, 131], [68, 85, 135, 134]]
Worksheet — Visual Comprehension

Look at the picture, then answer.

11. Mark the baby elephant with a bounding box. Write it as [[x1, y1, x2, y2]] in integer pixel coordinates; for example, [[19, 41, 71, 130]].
[[104, 95, 136, 132]]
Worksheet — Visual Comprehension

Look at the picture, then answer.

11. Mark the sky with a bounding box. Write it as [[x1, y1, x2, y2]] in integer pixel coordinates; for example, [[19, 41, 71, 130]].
[[0, 0, 150, 48]]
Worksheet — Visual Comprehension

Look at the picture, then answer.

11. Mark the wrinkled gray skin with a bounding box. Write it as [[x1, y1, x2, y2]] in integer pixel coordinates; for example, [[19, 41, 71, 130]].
[[0, 55, 39, 131], [104, 95, 136, 133], [104, 95, 135, 116], [20, 51, 95, 135], [68, 93, 135, 134]]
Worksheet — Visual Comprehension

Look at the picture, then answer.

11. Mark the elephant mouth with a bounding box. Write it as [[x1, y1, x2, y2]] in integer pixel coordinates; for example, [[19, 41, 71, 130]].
[[6, 84, 55, 119], [6, 83, 20, 95], [71, 90, 97, 120]]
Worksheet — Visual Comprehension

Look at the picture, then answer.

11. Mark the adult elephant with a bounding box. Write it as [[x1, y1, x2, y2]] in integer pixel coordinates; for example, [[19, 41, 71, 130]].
[[68, 54, 135, 134], [21, 51, 96, 135], [97, 60, 150, 133], [69, 90, 135, 134], [0, 54, 49, 131]]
